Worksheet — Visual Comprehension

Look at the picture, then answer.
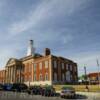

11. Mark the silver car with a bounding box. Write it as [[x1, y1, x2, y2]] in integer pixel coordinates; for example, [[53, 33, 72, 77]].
[[60, 87, 76, 98]]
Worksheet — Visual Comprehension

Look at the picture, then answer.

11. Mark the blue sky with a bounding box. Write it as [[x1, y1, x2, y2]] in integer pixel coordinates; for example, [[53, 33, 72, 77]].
[[0, 0, 100, 75]]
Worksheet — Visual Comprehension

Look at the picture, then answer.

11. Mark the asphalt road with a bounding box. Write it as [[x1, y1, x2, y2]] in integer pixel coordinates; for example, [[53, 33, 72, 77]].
[[0, 91, 99, 100]]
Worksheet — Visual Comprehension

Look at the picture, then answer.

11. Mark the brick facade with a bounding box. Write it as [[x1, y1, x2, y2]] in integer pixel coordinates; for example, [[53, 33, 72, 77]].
[[0, 48, 78, 85]]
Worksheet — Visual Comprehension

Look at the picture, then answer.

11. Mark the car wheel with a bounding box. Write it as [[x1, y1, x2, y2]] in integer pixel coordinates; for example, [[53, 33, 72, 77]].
[[61, 96, 64, 98]]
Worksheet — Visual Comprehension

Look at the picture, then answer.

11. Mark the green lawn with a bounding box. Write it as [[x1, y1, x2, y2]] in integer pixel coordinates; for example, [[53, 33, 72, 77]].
[[53, 85, 100, 92]]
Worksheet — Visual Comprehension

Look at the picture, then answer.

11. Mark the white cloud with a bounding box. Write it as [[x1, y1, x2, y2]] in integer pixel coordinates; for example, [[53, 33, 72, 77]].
[[7, 0, 90, 36]]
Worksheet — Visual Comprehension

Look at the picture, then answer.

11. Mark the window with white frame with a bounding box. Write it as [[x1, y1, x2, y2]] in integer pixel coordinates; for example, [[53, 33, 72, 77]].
[[66, 64, 68, 70], [54, 61, 57, 68], [45, 61, 48, 68], [39, 74, 42, 81], [45, 73, 48, 81], [54, 72, 57, 81], [34, 74, 36, 81], [34, 63, 37, 72], [66, 71, 71, 82], [39, 62, 42, 70], [62, 63, 64, 69]]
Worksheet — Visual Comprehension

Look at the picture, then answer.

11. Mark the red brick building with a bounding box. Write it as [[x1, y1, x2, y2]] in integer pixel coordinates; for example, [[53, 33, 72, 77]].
[[88, 72, 100, 84], [0, 40, 78, 85]]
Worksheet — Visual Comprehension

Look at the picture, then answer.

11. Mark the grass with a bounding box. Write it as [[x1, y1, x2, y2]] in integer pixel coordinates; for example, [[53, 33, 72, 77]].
[[53, 85, 100, 92]]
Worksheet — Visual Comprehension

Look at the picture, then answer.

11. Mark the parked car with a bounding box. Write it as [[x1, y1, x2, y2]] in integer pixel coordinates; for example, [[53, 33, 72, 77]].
[[3, 84, 13, 91], [41, 86, 56, 97], [60, 86, 76, 98], [11, 83, 28, 92], [27, 86, 43, 95], [0, 84, 4, 91]]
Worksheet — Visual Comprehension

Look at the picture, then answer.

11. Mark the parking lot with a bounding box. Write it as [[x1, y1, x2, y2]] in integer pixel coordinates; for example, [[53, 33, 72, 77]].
[[0, 91, 100, 100]]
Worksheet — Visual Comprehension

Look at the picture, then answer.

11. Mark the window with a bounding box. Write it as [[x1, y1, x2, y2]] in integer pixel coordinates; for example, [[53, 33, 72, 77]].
[[66, 71, 71, 82], [62, 73, 65, 81], [39, 74, 42, 81], [66, 64, 68, 70], [54, 72, 57, 81], [74, 66, 77, 72], [62, 63, 64, 69], [29, 75, 31, 82], [34, 74, 36, 81], [45, 73, 48, 81], [39, 62, 42, 70], [54, 61, 57, 68], [34, 64, 37, 72], [70, 65, 72, 71], [70, 75, 72, 81], [68, 64, 70, 70], [29, 66, 32, 72], [45, 61, 48, 68]]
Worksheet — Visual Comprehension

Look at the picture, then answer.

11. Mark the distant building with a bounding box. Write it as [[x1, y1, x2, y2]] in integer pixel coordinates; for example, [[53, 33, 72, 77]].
[[88, 72, 100, 84], [0, 40, 78, 85]]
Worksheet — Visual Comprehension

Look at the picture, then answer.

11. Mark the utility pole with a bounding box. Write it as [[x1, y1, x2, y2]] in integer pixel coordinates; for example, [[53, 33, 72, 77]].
[[84, 66, 87, 83], [96, 59, 100, 88]]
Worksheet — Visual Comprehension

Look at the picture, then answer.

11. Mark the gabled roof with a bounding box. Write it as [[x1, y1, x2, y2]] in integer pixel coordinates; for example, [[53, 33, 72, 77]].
[[6, 58, 21, 67]]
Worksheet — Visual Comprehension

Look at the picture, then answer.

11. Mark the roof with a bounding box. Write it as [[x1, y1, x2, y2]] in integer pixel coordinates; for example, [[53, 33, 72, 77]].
[[51, 55, 77, 64], [20, 53, 43, 61], [88, 72, 100, 77], [5, 58, 21, 67]]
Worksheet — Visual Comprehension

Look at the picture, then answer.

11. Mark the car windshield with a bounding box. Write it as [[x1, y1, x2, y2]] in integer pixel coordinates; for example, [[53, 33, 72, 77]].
[[62, 87, 74, 90]]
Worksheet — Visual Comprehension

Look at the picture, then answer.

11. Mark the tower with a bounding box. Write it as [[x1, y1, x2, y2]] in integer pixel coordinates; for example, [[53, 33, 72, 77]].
[[27, 40, 35, 56]]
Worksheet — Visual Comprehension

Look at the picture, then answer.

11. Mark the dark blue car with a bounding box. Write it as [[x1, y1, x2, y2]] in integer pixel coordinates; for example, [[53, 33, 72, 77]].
[[3, 84, 13, 91]]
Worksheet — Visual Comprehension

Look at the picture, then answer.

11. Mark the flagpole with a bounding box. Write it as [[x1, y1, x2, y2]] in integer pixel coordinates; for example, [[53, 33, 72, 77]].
[[96, 59, 100, 88]]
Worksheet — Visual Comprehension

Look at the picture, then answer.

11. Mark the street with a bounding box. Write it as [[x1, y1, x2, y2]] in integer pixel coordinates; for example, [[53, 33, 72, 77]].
[[0, 91, 100, 100]]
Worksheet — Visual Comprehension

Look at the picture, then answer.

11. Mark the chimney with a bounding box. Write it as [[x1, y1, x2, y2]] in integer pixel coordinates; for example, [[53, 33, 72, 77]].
[[27, 40, 35, 56], [45, 48, 51, 56]]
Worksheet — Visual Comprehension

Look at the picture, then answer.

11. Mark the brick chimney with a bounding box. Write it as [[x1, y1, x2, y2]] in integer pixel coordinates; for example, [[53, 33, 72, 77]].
[[45, 48, 51, 56]]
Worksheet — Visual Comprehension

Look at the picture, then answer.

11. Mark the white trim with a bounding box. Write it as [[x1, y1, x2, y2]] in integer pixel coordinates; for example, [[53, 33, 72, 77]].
[[24, 81, 52, 86]]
